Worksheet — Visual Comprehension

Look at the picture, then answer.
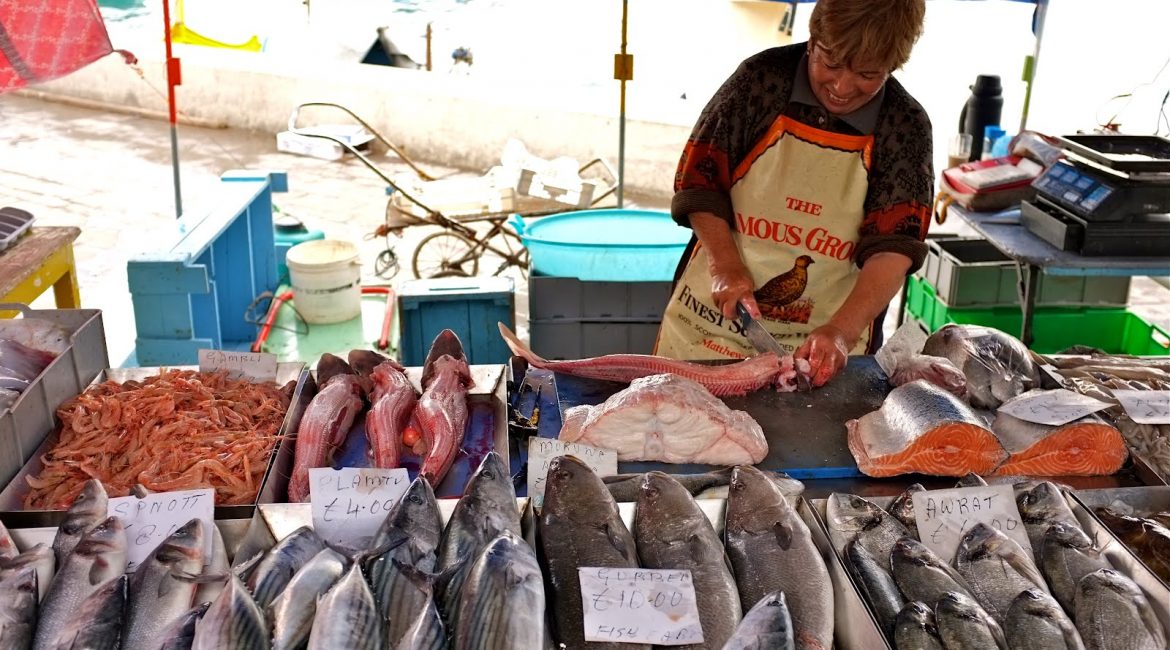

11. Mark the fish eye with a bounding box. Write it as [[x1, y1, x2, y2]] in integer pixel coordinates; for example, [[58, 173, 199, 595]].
[[409, 493, 422, 504], [482, 470, 494, 480], [645, 487, 659, 498], [555, 470, 571, 482]]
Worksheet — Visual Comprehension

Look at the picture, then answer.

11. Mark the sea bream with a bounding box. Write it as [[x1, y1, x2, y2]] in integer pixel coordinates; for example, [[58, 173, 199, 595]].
[[935, 591, 1008, 650], [287, 354, 365, 502], [1015, 481, 1081, 559], [722, 591, 795, 650], [1075, 569, 1166, 650], [953, 523, 1049, 623], [845, 540, 903, 640], [414, 329, 473, 486], [33, 516, 127, 650], [893, 602, 943, 650], [888, 483, 925, 538], [123, 519, 206, 650], [349, 349, 418, 470], [890, 537, 975, 606], [1004, 588, 1086, 650], [921, 324, 1041, 410], [1040, 522, 1111, 614], [51, 479, 108, 566], [825, 493, 910, 564]]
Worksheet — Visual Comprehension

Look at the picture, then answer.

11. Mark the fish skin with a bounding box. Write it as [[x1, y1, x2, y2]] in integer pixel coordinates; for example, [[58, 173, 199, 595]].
[[953, 523, 1049, 623], [268, 548, 347, 650], [498, 323, 783, 396], [935, 591, 1009, 649], [0, 542, 55, 602], [306, 563, 382, 650], [245, 526, 325, 610], [364, 360, 417, 470], [722, 590, 795, 650], [315, 352, 354, 386], [123, 519, 206, 650], [396, 597, 446, 650], [287, 371, 364, 502], [921, 324, 1040, 410], [1004, 588, 1086, 650], [890, 537, 975, 606], [453, 531, 545, 650], [538, 455, 645, 650], [436, 452, 521, 628], [636, 471, 742, 650], [724, 466, 831, 650], [33, 516, 127, 650], [365, 476, 442, 648], [888, 483, 924, 539], [845, 540, 903, 641], [893, 601, 943, 650], [416, 331, 472, 485], [1040, 522, 1111, 614], [57, 574, 127, 650], [0, 568, 38, 649], [1016, 481, 1080, 559], [1093, 507, 1170, 582], [0, 518, 17, 560], [196, 523, 230, 606], [51, 479, 107, 566], [825, 493, 910, 566], [158, 603, 210, 650], [1075, 569, 1166, 650], [191, 574, 269, 650]]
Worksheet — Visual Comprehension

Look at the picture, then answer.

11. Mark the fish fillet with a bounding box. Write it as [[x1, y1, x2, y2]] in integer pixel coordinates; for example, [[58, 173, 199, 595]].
[[847, 380, 1007, 477], [991, 412, 1127, 476], [560, 373, 768, 464]]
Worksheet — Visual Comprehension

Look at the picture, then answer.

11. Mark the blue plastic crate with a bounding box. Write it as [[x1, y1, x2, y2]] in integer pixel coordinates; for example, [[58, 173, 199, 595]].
[[398, 277, 515, 366]]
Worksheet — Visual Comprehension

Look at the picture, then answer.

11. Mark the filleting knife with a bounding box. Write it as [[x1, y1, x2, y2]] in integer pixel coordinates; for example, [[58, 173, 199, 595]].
[[736, 302, 785, 357]]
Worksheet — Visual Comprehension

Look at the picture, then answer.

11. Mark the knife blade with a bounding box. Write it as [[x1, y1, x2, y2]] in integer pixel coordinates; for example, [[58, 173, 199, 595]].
[[736, 303, 785, 357]]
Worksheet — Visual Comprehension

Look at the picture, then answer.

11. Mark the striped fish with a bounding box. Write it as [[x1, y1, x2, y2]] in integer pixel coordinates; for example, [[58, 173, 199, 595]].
[[246, 527, 324, 609], [158, 603, 210, 650], [453, 531, 544, 650], [192, 575, 269, 650], [396, 592, 446, 650], [307, 563, 383, 650], [269, 548, 348, 650]]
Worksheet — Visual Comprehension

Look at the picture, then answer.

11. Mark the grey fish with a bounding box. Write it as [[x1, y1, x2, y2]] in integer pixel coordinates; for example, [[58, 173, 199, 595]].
[[0, 542, 55, 602], [158, 603, 210, 650], [195, 523, 229, 606], [1075, 569, 1166, 650], [636, 471, 741, 650], [33, 516, 127, 650], [888, 484, 925, 539], [1040, 522, 1111, 614], [453, 531, 544, 650], [922, 324, 1040, 409], [825, 492, 910, 565], [192, 574, 268, 650], [955, 473, 988, 488], [539, 455, 644, 650], [723, 590, 794, 650], [245, 526, 325, 609], [845, 540, 903, 641], [0, 568, 38, 649], [51, 479, 108, 566], [366, 476, 442, 648], [890, 537, 974, 607], [396, 596, 446, 650], [124, 519, 206, 650], [0, 518, 16, 559], [935, 591, 1008, 649], [603, 468, 803, 503], [56, 575, 127, 650], [1004, 588, 1085, 650], [954, 523, 1048, 623], [306, 563, 382, 650], [436, 451, 521, 626], [725, 466, 832, 650], [893, 601, 943, 650], [269, 548, 347, 650], [1016, 481, 1080, 559]]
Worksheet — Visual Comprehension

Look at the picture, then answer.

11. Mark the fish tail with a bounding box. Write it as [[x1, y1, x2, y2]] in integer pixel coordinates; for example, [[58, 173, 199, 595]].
[[497, 323, 547, 366]]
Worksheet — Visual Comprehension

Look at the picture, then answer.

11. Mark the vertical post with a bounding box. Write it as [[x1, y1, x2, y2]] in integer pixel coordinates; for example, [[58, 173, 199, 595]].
[[426, 22, 433, 72], [615, 0, 630, 208], [161, 0, 183, 219], [1019, 0, 1047, 132]]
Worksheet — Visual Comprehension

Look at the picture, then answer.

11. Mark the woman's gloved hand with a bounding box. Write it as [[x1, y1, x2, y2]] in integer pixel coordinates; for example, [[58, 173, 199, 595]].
[[709, 263, 760, 320], [796, 323, 853, 387]]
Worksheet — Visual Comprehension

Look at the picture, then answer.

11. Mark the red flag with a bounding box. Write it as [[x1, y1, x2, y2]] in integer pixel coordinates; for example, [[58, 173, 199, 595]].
[[0, 0, 113, 93]]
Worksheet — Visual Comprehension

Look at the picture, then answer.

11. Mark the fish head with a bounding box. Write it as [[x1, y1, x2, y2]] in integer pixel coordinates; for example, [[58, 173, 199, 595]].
[[1093, 507, 1147, 537], [1043, 521, 1092, 549], [726, 466, 794, 535], [392, 477, 442, 539], [1011, 587, 1061, 618], [1016, 481, 1065, 522], [154, 519, 206, 567], [464, 451, 518, 509], [1077, 569, 1142, 603], [422, 330, 466, 386], [898, 600, 935, 626], [424, 355, 472, 390], [955, 473, 989, 488], [921, 324, 964, 359], [5, 567, 37, 600], [936, 590, 986, 618], [76, 516, 125, 550], [892, 536, 938, 566], [316, 353, 356, 386], [826, 493, 885, 534], [61, 480, 109, 532], [956, 522, 1007, 561], [636, 472, 705, 542], [542, 455, 615, 527], [347, 349, 396, 378]]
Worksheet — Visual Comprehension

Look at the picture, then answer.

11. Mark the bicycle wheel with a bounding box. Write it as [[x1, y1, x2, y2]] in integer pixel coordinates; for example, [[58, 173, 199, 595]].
[[412, 231, 480, 278]]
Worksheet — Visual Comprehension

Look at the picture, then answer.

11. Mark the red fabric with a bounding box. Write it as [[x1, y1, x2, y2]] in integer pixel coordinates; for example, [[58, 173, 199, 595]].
[[0, 0, 113, 93]]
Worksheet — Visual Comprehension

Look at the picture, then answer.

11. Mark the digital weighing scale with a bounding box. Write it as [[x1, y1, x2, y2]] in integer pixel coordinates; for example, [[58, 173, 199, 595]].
[[1020, 134, 1170, 256]]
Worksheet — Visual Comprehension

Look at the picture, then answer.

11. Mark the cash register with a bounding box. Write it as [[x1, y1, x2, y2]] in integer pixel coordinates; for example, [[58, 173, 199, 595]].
[[1020, 134, 1170, 256]]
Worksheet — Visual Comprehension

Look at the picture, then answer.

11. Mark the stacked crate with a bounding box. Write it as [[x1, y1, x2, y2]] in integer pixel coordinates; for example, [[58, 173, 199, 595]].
[[528, 275, 672, 359]]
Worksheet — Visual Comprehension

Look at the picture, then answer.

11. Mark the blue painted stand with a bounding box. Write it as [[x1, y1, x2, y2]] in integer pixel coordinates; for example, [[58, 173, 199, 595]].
[[127, 171, 288, 366]]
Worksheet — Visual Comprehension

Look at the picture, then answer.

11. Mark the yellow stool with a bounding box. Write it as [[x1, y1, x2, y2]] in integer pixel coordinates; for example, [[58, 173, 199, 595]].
[[0, 226, 81, 317]]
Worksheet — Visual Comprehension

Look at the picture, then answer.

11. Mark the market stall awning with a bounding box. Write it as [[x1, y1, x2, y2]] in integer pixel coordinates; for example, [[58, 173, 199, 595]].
[[0, 0, 113, 93]]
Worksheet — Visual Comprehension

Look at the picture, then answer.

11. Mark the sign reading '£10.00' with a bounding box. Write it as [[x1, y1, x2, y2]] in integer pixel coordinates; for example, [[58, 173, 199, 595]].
[[578, 567, 704, 646], [911, 484, 1033, 560], [107, 488, 215, 572], [309, 467, 411, 548]]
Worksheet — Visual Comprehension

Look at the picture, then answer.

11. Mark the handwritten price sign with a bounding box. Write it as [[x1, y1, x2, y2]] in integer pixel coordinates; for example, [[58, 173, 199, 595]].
[[997, 389, 1111, 426], [911, 484, 1032, 560], [310, 467, 410, 548], [1112, 390, 1170, 425], [108, 488, 215, 572], [578, 567, 703, 645], [528, 439, 617, 509], [197, 349, 278, 382]]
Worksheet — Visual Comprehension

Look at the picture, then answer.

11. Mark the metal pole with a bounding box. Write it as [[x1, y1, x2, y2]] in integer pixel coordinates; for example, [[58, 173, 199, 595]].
[[161, 0, 183, 219], [617, 0, 629, 208], [1019, 0, 1048, 132]]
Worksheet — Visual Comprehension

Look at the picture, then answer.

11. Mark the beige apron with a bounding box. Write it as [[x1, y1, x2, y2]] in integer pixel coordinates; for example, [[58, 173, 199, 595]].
[[656, 115, 875, 359]]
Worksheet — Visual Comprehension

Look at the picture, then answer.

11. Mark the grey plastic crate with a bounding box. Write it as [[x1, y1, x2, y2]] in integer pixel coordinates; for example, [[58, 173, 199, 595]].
[[530, 318, 660, 359], [0, 207, 35, 253], [529, 275, 672, 321]]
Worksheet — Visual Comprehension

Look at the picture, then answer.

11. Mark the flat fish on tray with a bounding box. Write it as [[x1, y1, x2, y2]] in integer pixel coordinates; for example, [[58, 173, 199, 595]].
[[991, 408, 1127, 477]]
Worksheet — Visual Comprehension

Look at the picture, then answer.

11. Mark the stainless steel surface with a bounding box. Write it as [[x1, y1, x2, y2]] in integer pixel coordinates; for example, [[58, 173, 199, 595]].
[[737, 303, 785, 357]]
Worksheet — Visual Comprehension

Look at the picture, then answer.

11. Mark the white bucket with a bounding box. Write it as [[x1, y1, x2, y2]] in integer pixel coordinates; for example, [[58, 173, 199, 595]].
[[286, 239, 362, 324]]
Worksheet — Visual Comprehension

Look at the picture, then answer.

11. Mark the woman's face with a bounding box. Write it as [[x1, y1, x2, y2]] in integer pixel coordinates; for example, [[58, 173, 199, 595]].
[[807, 41, 889, 115]]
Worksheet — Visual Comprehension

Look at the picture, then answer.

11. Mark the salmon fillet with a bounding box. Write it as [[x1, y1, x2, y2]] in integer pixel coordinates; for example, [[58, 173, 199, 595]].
[[991, 412, 1127, 476], [847, 380, 1007, 477]]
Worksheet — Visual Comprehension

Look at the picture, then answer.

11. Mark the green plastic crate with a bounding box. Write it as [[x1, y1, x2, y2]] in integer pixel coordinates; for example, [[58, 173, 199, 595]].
[[904, 276, 1170, 355]]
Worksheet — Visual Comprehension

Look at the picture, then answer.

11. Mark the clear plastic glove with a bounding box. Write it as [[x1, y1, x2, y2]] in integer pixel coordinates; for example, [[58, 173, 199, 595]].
[[710, 265, 759, 320], [796, 324, 852, 387]]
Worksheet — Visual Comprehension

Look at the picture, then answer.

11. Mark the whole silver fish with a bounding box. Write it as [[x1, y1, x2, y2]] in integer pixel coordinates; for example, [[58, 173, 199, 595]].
[[365, 476, 442, 648], [888, 483, 925, 539], [724, 466, 831, 650], [1040, 522, 1111, 614], [826, 493, 910, 564], [1004, 588, 1085, 650], [196, 523, 230, 606], [890, 537, 974, 606], [56, 574, 127, 650], [306, 562, 382, 650], [894, 601, 943, 650], [539, 455, 644, 650], [955, 473, 989, 488], [246, 526, 325, 609], [192, 574, 268, 650], [158, 603, 210, 650], [395, 586, 446, 650], [604, 468, 804, 503], [1075, 569, 1166, 650], [935, 591, 1009, 649], [723, 591, 794, 650], [0, 568, 38, 649], [33, 516, 127, 650], [845, 540, 903, 641], [0, 518, 17, 559], [0, 542, 55, 602], [954, 523, 1049, 623], [124, 519, 206, 650], [1016, 481, 1080, 559], [51, 479, 108, 566], [436, 451, 521, 625], [921, 324, 1040, 409], [636, 471, 741, 650], [269, 548, 348, 650], [453, 531, 544, 650]]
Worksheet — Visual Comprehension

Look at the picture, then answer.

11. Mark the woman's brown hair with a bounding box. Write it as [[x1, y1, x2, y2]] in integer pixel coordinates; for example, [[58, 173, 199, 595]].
[[807, 0, 926, 71]]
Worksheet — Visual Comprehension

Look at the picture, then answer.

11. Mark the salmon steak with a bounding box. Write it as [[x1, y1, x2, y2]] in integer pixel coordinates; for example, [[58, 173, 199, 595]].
[[559, 373, 768, 464], [991, 411, 1127, 476], [847, 379, 1007, 477]]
